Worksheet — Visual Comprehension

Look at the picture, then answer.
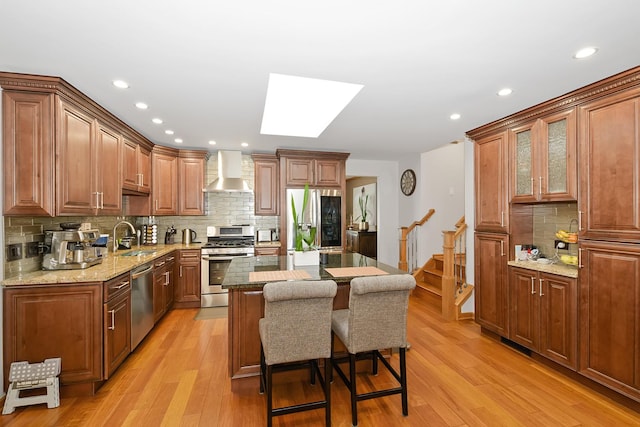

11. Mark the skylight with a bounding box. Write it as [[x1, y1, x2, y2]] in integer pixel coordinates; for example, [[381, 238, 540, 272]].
[[260, 73, 363, 138]]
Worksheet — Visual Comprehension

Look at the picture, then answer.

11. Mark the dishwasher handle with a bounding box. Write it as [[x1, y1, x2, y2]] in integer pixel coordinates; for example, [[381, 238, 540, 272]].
[[131, 265, 153, 279]]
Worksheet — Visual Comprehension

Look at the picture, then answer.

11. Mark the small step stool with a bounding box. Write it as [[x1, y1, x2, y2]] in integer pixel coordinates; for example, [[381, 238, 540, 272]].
[[2, 358, 61, 415]]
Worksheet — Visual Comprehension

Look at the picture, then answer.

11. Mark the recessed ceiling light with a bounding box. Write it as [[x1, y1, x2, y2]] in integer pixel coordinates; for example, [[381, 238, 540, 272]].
[[174, 138, 183, 143], [241, 142, 249, 147], [135, 102, 148, 110], [152, 118, 163, 124], [208, 140, 217, 145], [497, 88, 513, 96], [112, 80, 129, 89], [165, 130, 174, 135], [450, 113, 461, 120], [261, 73, 364, 138], [574, 47, 598, 59]]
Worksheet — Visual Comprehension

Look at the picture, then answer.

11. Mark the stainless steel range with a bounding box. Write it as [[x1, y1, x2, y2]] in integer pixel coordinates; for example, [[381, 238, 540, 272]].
[[201, 225, 255, 307]]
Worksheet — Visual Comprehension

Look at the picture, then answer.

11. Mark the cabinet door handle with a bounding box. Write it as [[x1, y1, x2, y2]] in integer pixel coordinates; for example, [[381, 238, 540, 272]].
[[531, 277, 536, 295], [108, 310, 115, 330], [538, 176, 542, 196], [92, 191, 98, 209], [155, 200, 158, 211], [530, 177, 534, 195], [115, 281, 129, 290], [539, 278, 544, 297], [165, 271, 169, 285], [501, 211, 504, 227], [500, 240, 505, 256], [180, 266, 183, 277], [578, 247, 584, 268], [578, 211, 583, 231]]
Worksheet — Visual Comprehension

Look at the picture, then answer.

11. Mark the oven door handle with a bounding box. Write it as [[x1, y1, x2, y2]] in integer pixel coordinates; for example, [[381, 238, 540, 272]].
[[202, 255, 248, 261]]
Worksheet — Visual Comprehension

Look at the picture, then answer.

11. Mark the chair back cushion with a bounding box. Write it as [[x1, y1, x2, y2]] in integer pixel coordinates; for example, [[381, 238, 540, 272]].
[[260, 280, 337, 365], [342, 274, 415, 353]]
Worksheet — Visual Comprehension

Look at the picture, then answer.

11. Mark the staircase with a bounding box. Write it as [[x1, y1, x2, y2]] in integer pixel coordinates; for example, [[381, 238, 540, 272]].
[[400, 213, 473, 321], [413, 253, 473, 320]]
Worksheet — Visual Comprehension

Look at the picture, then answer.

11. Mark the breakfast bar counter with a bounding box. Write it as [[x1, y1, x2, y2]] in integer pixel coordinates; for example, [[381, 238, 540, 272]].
[[223, 252, 407, 379]]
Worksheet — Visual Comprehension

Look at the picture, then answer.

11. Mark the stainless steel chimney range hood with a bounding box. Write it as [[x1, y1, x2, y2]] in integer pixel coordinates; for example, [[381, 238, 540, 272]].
[[203, 150, 252, 192]]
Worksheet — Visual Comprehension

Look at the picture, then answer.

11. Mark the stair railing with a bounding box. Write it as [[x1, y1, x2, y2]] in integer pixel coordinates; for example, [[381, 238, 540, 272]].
[[442, 216, 467, 321], [398, 209, 435, 272]]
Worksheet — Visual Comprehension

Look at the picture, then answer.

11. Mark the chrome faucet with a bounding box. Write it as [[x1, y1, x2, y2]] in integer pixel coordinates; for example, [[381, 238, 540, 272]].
[[112, 220, 137, 252]]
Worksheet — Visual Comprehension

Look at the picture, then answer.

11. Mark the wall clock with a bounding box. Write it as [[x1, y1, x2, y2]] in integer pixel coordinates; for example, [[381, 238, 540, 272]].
[[400, 169, 416, 196]]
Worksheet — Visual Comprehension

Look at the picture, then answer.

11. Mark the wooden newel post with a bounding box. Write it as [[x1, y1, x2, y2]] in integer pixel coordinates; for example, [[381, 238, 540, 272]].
[[441, 230, 456, 321], [399, 227, 409, 272]]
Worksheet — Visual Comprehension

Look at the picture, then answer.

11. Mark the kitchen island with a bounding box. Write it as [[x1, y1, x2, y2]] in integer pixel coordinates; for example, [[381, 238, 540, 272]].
[[222, 252, 407, 380]]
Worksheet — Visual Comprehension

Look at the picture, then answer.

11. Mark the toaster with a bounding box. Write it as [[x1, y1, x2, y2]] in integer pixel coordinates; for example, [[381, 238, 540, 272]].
[[257, 229, 273, 242]]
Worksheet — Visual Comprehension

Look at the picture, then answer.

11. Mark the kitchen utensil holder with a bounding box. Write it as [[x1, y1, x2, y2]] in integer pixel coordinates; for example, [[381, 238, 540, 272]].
[[2, 358, 61, 414]]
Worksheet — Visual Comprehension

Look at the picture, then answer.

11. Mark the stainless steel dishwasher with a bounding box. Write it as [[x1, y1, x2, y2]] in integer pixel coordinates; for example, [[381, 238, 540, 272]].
[[131, 263, 154, 350]]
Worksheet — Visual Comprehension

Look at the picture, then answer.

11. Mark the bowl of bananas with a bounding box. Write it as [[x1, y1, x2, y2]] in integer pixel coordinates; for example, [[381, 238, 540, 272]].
[[555, 229, 578, 243], [560, 254, 578, 266]]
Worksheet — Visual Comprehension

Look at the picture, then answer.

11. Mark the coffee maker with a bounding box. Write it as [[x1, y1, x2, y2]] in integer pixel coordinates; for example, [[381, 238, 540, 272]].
[[42, 229, 103, 270]]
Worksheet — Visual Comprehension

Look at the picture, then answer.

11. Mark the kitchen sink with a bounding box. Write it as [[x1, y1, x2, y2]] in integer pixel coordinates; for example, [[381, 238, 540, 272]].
[[119, 249, 157, 257]]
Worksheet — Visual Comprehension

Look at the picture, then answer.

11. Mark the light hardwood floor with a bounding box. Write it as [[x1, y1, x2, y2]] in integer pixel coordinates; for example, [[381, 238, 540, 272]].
[[2, 289, 640, 426]]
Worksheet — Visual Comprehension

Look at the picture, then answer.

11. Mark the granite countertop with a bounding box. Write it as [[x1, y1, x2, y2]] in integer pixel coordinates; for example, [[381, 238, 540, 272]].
[[1, 243, 203, 286], [507, 259, 578, 278], [255, 241, 281, 248], [222, 252, 407, 289]]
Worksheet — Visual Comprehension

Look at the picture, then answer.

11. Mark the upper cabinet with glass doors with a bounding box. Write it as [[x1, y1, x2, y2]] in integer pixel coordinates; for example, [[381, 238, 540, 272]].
[[510, 108, 577, 203]]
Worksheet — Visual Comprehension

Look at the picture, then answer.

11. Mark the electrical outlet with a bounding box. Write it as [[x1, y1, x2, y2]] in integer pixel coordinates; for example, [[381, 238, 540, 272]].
[[6, 243, 22, 261], [554, 240, 567, 250], [26, 241, 41, 258]]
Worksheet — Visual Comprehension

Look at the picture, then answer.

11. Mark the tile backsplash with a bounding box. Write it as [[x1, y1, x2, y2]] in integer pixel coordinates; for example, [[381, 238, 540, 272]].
[[532, 202, 578, 258], [3, 154, 278, 278]]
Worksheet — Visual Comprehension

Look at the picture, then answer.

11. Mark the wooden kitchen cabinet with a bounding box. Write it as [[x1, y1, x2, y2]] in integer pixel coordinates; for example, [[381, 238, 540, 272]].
[[95, 121, 123, 215], [346, 230, 377, 258], [252, 153, 279, 215], [229, 287, 264, 378], [282, 157, 343, 187], [276, 149, 348, 188], [152, 146, 178, 215], [474, 132, 509, 233], [254, 246, 280, 256], [578, 88, 640, 242], [3, 283, 103, 389], [510, 108, 577, 203], [55, 99, 96, 215], [174, 249, 201, 308], [178, 151, 207, 215], [153, 253, 175, 322], [474, 232, 509, 337], [122, 137, 152, 194], [103, 273, 131, 379], [509, 267, 577, 369], [56, 98, 122, 216], [1, 72, 159, 218], [2, 90, 55, 216], [579, 240, 640, 401]]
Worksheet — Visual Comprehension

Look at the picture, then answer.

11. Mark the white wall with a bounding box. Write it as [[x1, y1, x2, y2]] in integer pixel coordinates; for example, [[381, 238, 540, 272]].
[[346, 158, 399, 267], [1, 87, 5, 393], [398, 157, 422, 227], [418, 142, 466, 262]]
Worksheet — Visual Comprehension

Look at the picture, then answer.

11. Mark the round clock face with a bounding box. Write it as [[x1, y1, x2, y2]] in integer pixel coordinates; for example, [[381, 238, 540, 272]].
[[401, 169, 416, 196]]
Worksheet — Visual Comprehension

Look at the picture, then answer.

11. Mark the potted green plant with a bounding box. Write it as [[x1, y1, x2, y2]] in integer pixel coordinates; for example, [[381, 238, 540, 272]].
[[356, 188, 369, 231], [291, 184, 318, 264]]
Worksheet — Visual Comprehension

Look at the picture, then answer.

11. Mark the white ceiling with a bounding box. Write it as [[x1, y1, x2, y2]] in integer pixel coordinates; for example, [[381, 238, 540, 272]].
[[1, 1, 639, 160]]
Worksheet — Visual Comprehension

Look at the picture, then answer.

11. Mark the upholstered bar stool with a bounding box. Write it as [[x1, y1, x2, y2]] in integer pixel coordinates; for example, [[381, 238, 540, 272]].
[[259, 279, 338, 427], [331, 274, 416, 427]]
